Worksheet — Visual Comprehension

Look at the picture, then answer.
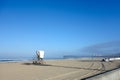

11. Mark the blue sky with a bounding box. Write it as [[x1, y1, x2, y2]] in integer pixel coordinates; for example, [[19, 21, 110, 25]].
[[0, 0, 120, 58]]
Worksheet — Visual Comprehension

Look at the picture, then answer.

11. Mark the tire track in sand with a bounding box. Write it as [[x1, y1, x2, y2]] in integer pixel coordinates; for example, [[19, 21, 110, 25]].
[[44, 62, 95, 80]]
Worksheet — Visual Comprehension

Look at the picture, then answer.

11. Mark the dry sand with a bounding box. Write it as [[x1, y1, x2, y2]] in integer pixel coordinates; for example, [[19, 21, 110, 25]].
[[0, 59, 120, 80]]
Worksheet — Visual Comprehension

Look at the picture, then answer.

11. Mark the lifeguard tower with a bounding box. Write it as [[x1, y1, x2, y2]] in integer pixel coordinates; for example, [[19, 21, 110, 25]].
[[33, 50, 45, 64]]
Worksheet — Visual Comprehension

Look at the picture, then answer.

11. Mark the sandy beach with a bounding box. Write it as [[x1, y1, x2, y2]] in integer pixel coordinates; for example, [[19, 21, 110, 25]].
[[0, 59, 120, 80]]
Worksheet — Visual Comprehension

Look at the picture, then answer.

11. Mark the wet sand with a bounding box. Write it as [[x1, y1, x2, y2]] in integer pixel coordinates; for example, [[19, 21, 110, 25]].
[[0, 59, 120, 80]]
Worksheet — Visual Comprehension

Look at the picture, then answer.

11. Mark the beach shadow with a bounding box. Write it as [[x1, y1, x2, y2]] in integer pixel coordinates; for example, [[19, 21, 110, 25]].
[[47, 64, 105, 71], [22, 63, 52, 66], [22, 62, 104, 71]]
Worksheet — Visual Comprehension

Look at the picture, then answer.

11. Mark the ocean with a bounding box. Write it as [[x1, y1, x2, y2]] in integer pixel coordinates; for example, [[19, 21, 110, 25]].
[[0, 57, 64, 62]]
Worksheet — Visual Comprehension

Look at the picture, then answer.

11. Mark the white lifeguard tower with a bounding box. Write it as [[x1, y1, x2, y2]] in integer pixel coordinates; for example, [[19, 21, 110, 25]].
[[33, 50, 45, 64]]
